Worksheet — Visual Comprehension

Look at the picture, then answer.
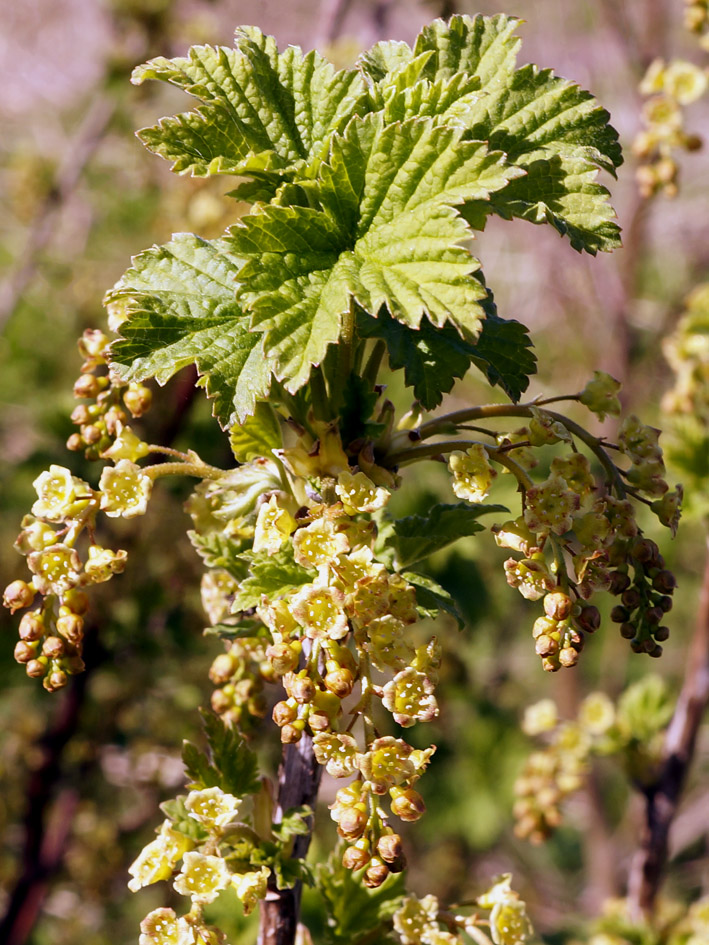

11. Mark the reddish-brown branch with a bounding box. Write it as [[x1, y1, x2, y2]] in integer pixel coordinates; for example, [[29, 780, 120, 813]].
[[627, 536, 709, 918], [257, 733, 323, 945]]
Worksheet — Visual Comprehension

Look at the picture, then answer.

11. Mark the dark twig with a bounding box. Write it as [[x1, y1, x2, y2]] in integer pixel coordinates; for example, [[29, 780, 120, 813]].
[[627, 536, 709, 918], [0, 93, 116, 329], [257, 733, 323, 945]]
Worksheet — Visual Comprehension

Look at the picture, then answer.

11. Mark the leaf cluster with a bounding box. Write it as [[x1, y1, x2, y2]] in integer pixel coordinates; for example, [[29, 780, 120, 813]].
[[106, 15, 622, 426]]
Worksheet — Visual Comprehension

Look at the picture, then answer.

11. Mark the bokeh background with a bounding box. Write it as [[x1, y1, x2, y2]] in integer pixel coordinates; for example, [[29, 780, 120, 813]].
[[1, 1, 708, 943]]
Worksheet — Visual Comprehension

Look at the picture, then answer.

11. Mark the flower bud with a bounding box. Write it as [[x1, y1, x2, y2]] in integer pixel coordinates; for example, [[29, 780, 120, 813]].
[[209, 653, 237, 685], [19, 612, 44, 641], [390, 787, 425, 822], [266, 643, 300, 676], [289, 675, 316, 705], [576, 605, 600, 633], [654, 625, 670, 641], [377, 833, 403, 863], [620, 622, 636, 639], [543, 591, 573, 620], [652, 570, 677, 593], [621, 588, 641, 609], [324, 667, 354, 698], [281, 722, 304, 744], [56, 613, 84, 647], [73, 374, 104, 399], [342, 839, 370, 871], [610, 605, 629, 624], [307, 709, 332, 732], [657, 595, 673, 613], [338, 807, 368, 841], [272, 700, 297, 727], [558, 646, 580, 668], [26, 658, 48, 678], [211, 689, 232, 714], [44, 669, 68, 691], [42, 636, 66, 659], [363, 858, 390, 888], [609, 571, 631, 595], [123, 383, 152, 417], [3, 580, 36, 613], [14, 640, 38, 663], [535, 634, 558, 657]]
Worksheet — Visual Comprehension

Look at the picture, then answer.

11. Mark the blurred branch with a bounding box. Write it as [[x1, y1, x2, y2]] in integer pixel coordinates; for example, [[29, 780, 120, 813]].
[[0, 93, 116, 330], [317, 0, 355, 46], [627, 535, 709, 918]]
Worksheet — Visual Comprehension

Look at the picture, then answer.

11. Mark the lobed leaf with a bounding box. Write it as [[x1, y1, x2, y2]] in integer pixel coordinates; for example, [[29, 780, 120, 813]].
[[388, 502, 507, 569], [182, 710, 260, 797], [402, 570, 465, 629], [231, 547, 312, 612], [107, 234, 272, 425], [229, 402, 283, 462], [133, 27, 365, 182]]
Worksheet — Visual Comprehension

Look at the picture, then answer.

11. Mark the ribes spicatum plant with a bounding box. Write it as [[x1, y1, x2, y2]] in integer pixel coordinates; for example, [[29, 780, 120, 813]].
[[4, 13, 685, 945]]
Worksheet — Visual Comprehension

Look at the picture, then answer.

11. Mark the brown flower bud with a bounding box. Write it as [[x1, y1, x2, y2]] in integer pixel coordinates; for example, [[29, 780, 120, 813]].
[[609, 571, 631, 595], [26, 658, 48, 678], [610, 605, 629, 623], [73, 374, 102, 399], [14, 640, 38, 663], [390, 788, 425, 822], [272, 700, 297, 727], [3, 580, 35, 613], [42, 636, 66, 659], [280, 723, 303, 744], [324, 668, 354, 698], [123, 384, 152, 417], [338, 808, 367, 841], [56, 613, 84, 647], [620, 622, 636, 639], [266, 643, 300, 676], [19, 612, 44, 641], [535, 634, 558, 657], [342, 840, 370, 871], [44, 669, 68, 691], [544, 591, 573, 620], [654, 625, 670, 642], [211, 689, 232, 714], [621, 587, 641, 609], [307, 710, 331, 732], [363, 859, 390, 888], [558, 646, 580, 668], [288, 675, 316, 705], [576, 605, 600, 633], [652, 570, 676, 593], [377, 833, 403, 863]]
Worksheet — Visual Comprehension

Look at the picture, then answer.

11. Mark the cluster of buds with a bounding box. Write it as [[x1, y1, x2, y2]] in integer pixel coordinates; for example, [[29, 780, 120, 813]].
[[662, 284, 709, 421], [443, 379, 680, 672], [129, 784, 271, 940], [327, 738, 434, 885], [3, 465, 139, 689], [66, 329, 152, 461], [685, 0, 709, 48], [392, 874, 532, 945], [633, 57, 707, 198], [185, 422, 444, 884], [515, 680, 673, 843]]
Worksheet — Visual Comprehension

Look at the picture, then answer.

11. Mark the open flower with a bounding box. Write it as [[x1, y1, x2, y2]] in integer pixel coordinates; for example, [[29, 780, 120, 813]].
[[173, 852, 230, 904], [32, 466, 94, 522], [232, 866, 270, 914], [99, 460, 152, 518], [185, 787, 241, 828]]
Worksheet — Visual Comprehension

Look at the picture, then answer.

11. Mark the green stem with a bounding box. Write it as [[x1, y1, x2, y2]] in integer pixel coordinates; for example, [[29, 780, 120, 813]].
[[362, 340, 386, 387], [143, 460, 226, 482], [327, 297, 356, 413], [399, 403, 625, 497], [309, 368, 331, 422], [384, 438, 535, 490]]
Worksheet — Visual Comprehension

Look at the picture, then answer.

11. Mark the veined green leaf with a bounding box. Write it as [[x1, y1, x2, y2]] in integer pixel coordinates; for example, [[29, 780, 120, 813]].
[[358, 292, 535, 408], [387, 502, 507, 569], [182, 710, 260, 796], [403, 570, 465, 629], [229, 402, 283, 462], [231, 547, 312, 612], [107, 235, 272, 425], [132, 27, 365, 182], [229, 114, 519, 392], [366, 15, 622, 253]]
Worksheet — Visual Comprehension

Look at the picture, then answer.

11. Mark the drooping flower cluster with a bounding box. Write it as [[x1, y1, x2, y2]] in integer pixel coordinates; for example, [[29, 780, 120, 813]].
[[128, 781, 271, 943], [514, 677, 674, 842], [392, 874, 532, 945], [633, 56, 707, 198], [187, 422, 443, 886], [441, 384, 679, 671]]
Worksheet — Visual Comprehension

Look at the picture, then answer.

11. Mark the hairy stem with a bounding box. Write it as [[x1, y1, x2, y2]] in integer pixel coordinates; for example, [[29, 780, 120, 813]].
[[627, 534, 709, 918]]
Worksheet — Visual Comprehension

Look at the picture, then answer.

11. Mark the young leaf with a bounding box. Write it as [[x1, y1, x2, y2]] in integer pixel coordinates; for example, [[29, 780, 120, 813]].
[[469, 308, 537, 403], [229, 114, 520, 391], [160, 797, 210, 841], [229, 402, 283, 462], [133, 27, 365, 186], [402, 570, 465, 629], [386, 502, 507, 569], [107, 235, 272, 425], [407, 15, 623, 253], [272, 806, 313, 842], [187, 530, 252, 575], [182, 710, 260, 797], [317, 848, 405, 945], [231, 548, 312, 612]]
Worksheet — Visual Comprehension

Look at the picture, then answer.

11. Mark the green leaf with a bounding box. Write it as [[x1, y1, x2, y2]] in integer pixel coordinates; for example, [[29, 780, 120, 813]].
[[107, 235, 272, 425], [387, 502, 507, 569], [231, 547, 312, 611], [187, 530, 252, 575], [229, 114, 519, 391], [182, 710, 260, 797], [272, 806, 312, 842], [132, 27, 365, 184], [407, 15, 623, 253], [468, 305, 537, 403], [402, 571, 465, 629], [317, 848, 405, 945], [161, 797, 210, 840], [203, 619, 267, 641], [229, 402, 283, 462], [339, 373, 383, 444]]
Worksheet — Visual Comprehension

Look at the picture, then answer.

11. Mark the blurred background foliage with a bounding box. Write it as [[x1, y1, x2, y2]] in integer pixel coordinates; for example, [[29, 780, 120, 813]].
[[1, 1, 708, 943]]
